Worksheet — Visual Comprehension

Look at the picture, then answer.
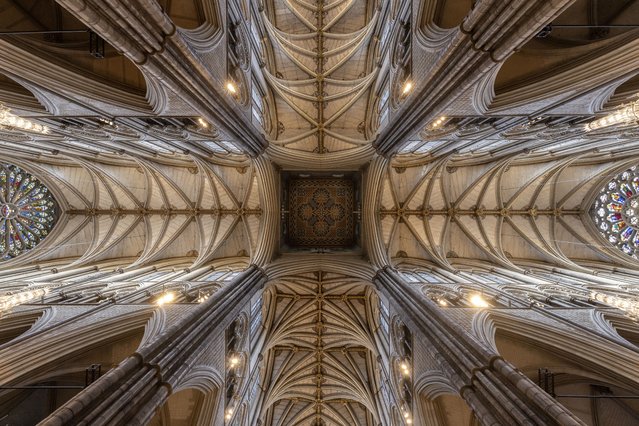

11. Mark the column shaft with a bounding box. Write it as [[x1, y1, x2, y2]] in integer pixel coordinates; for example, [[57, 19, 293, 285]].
[[374, 0, 575, 155], [374, 266, 584, 426], [54, 0, 267, 156], [40, 265, 266, 426]]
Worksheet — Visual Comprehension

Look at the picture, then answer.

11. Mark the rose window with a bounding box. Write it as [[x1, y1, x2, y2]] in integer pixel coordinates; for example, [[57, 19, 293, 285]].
[[0, 164, 58, 260], [593, 166, 639, 258]]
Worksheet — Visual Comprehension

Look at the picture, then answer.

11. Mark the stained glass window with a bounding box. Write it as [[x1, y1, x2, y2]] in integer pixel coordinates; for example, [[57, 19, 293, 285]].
[[593, 166, 639, 258], [0, 164, 58, 260]]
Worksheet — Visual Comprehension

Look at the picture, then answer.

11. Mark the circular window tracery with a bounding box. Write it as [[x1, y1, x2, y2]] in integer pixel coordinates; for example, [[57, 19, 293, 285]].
[[593, 166, 639, 258], [0, 164, 58, 260]]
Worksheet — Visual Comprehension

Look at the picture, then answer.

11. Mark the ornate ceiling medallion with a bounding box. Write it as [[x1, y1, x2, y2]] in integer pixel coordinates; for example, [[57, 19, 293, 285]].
[[592, 166, 639, 258], [0, 164, 58, 260], [280, 172, 361, 251]]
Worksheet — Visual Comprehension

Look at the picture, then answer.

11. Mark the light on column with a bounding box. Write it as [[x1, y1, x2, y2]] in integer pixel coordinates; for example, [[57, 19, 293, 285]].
[[470, 294, 489, 308], [403, 406, 413, 424], [229, 356, 240, 367], [404, 411, 413, 425], [226, 81, 238, 95], [0, 103, 49, 134], [401, 81, 413, 96], [400, 361, 410, 376], [156, 292, 175, 306]]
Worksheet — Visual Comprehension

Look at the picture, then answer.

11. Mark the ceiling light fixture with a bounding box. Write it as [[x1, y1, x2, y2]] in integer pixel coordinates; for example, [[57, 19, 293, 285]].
[[470, 294, 489, 308], [401, 81, 413, 96], [586, 99, 639, 131], [226, 81, 238, 95], [97, 117, 115, 126], [197, 117, 209, 129], [156, 291, 175, 306], [0, 103, 49, 134], [427, 115, 448, 131]]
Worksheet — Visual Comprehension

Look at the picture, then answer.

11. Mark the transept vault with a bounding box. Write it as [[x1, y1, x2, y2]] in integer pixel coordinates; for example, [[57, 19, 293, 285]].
[[1, 0, 639, 425]]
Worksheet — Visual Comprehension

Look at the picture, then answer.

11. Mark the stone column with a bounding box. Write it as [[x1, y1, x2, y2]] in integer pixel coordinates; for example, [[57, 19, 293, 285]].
[[40, 265, 266, 426], [374, 0, 576, 156], [54, 0, 267, 156], [374, 266, 585, 426]]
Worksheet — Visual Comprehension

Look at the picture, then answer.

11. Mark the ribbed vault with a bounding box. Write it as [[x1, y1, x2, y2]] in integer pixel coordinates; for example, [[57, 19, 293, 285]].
[[260, 0, 379, 154], [256, 272, 383, 425], [0, 154, 262, 270], [375, 154, 639, 271], [3, 1, 639, 425]]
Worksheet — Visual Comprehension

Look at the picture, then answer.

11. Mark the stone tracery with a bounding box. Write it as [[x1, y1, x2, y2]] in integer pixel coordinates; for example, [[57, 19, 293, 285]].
[[593, 165, 639, 258], [0, 164, 58, 260]]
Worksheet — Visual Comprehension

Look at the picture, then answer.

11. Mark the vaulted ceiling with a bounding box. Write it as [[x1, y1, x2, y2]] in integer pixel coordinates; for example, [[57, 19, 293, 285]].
[[0, 0, 639, 425], [375, 156, 637, 271], [0, 155, 262, 270], [257, 272, 383, 425], [260, 0, 379, 154]]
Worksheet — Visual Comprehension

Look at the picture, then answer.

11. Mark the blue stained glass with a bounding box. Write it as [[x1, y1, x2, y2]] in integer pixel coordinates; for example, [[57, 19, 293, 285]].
[[611, 193, 626, 203]]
